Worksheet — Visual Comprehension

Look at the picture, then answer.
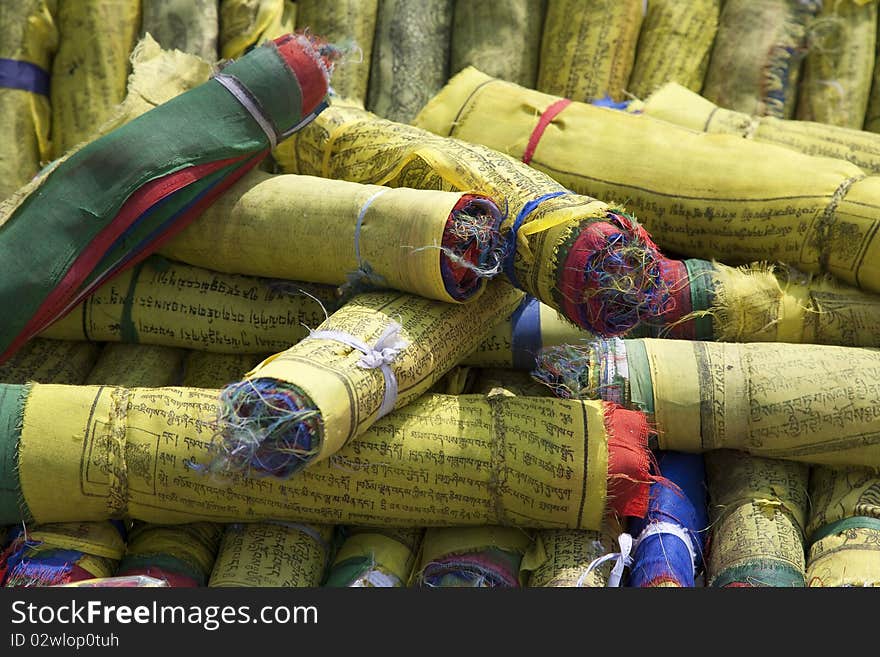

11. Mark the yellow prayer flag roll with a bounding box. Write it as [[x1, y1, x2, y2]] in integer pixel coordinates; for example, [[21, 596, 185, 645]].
[[639, 82, 880, 174], [85, 343, 185, 387], [51, 0, 141, 156], [705, 451, 808, 587], [451, 0, 546, 89], [210, 283, 524, 478], [115, 522, 223, 587], [366, 0, 453, 124], [278, 99, 665, 337], [218, 0, 296, 60], [161, 170, 505, 304], [40, 256, 336, 355], [470, 368, 552, 397], [5, 386, 652, 530], [141, 0, 219, 60], [181, 352, 268, 389], [0, 0, 58, 202], [209, 522, 333, 587], [325, 527, 422, 587], [295, 0, 378, 103], [805, 465, 880, 586], [537, 0, 643, 103], [414, 526, 533, 587], [702, 0, 818, 119], [626, 0, 720, 97], [415, 67, 880, 295], [0, 339, 101, 385], [797, 0, 877, 129], [522, 524, 620, 587], [536, 337, 880, 468]]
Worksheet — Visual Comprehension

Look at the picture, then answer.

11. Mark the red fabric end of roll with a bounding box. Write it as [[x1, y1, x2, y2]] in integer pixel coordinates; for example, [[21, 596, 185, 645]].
[[558, 221, 620, 330], [522, 99, 571, 165], [0, 153, 263, 364], [273, 34, 329, 119], [654, 257, 694, 339], [116, 566, 200, 588], [603, 404, 653, 519]]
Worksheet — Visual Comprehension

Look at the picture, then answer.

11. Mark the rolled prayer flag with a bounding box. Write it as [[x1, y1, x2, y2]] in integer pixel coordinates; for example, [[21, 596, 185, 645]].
[[324, 527, 422, 587], [208, 522, 333, 587], [295, 0, 378, 103], [450, 0, 545, 89], [278, 99, 668, 337], [637, 82, 880, 175], [85, 343, 184, 387], [219, 0, 296, 60], [521, 523, 620, 587], [50, 0, 141, 156], [627, 452, 707, 588], [796, 0, 877, 129], [115, 522, 223, 587], [806, 465, 880, 587], [705, 451, 808, 587], [702, 0, 818, 119], [181, 351, 269, 389], [207, 284, 523, 478], [0, 0, 58, 201], [536, 0, 643, 103], [414, 527, 532, 588], [415, 67, 880, 295], [0, 386, 653, 529], [0, 339, 101, 385], [40, 255, 337, 355], [626, 0, 720, 98], [470, 368, 551, 397], [1, 521, 127, 588], [534, 338, 880, 468], [0, 32, 334, 364], [366, 0, 453, 124], [141, 0, 220, 61], [161, 170, 505, 304]]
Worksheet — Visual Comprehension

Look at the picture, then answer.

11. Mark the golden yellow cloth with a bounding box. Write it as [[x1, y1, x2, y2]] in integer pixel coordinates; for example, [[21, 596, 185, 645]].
[[84, 343, 184, 387], [218, 0, 295, 60], [522, 525, 619, 587], [327, 527, 422, 587], [0, 339, 101, 385], [141, 0, 219, 60]]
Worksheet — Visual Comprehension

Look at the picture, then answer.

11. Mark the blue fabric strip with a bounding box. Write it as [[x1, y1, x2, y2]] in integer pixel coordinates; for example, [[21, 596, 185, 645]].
[[628, 451, 708, 587], [510, 296, 542, 370], [502, 191, 569, 290], [591, 95, 631, 111], [0, 58, 50, 96]]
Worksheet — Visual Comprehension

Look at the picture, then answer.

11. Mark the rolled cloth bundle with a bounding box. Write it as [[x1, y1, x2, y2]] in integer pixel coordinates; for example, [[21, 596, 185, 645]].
[[521, 526, 618, 587], [208, 522, 333, 587], [705, 451, 808, 587], [414, 527, 532, 587], [141, 0, 219, 60], [0, 386, 653, 529], [208, 284, 523, 478], [627, 452, 707, 588], [536, 0, 643, 103], [796, 0, 877, 129], [534, 338, 880, 468], [366, 0, 453, 124], [0, 339, 101, 385], [638, 82, 880, 174], [467, 259, 880, 369], [416, 68, 880, 295], [450, 0, 546, 88], [702, 0, 819, 119], [161, 170, 505, 304], [1, 522, 127, 587], [219, 0, 296, 60], [181, 351, 269, 389], [470, 368, 550, 397], [85, 343, 185, 387], [277, 100, 668, 337], [0, 33, 334, 363], [0, 0, 58, 202], [115, 522, 223, 587], [50, 0, 141, 156], [324, 527, 422, 587], [806, 466, 880, 586], [39, 255, 337, 355], [296, 0, 378, 102], [626, 0, 720, 98]]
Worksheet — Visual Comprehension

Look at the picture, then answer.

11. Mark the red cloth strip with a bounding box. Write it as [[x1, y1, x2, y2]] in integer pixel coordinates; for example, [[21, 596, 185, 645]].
[[522, 99, 571, 165], [604, 404, 654, 519]]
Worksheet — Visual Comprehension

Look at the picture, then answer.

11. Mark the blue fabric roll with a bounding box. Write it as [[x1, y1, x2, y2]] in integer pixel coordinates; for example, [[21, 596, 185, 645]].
[[510, 296, 542, 370], [627, 451, 708, 587]]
